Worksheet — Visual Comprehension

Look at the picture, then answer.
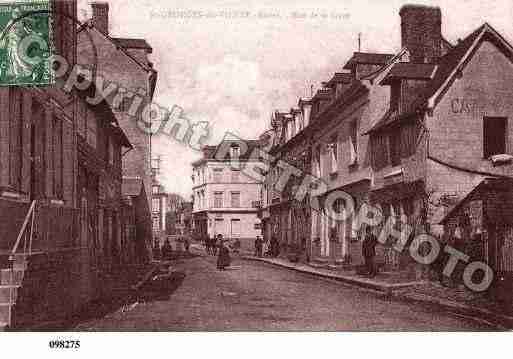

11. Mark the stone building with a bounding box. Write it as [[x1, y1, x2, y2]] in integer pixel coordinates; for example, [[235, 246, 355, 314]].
[[0, 0, 137, 328], [192, 140, 262, 252], [77, 1, 157, 257], [260, 4, 513, 289], [260, 104, 313, 262]]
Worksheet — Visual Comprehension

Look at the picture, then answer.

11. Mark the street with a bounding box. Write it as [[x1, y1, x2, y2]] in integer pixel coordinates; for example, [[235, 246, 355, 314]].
[[74, 253, 496, 331]]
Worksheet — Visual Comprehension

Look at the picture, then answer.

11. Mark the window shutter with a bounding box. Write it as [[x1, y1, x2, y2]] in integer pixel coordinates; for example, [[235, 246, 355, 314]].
[[62, 119, 74, 204]]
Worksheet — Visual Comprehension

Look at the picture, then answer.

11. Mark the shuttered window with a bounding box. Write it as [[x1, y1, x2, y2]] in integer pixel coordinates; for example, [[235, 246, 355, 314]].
[[53, 116, 63, 199], [9, 89, 23, 190], [86, 113, 97, 149]]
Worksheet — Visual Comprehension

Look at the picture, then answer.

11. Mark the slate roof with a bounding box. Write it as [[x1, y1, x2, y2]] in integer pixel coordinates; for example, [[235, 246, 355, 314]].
[[366, 23, 511, 135], [195, 140, 261, 163], [113, 37, 153, 52], [122, 177, 143, 197], [325, 72, 353, 87], [409, 24, 486, 110], [380, 63, 438, 84], [343, 52, 394, 70]]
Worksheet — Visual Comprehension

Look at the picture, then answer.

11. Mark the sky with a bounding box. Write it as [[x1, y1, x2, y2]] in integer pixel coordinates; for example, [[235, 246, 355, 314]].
[[77, 0, 513, 200]]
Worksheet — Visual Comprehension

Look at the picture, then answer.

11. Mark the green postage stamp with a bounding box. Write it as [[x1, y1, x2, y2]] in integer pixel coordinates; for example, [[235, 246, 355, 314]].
[[0, 1, 53, 86]]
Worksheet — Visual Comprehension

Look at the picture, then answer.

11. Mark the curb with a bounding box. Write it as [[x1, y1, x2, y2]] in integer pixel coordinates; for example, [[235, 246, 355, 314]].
[[241, 256, 422, 295], [242, 256, 513, 330]]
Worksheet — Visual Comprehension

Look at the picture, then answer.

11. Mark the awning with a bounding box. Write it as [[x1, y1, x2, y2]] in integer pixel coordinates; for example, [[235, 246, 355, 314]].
[[440, 177, 513, 225]]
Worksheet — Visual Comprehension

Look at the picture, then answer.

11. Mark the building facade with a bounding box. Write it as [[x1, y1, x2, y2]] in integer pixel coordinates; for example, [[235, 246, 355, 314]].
[[192, 140, 262, 251], [77, 1, 157, 257], [258, 4, 513, 289], [0, 0, 140, 328]]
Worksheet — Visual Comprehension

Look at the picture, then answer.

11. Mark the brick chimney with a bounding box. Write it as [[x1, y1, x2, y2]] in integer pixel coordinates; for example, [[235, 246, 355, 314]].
[[400, 5, 442, 63], [91, 2, 109, 35]]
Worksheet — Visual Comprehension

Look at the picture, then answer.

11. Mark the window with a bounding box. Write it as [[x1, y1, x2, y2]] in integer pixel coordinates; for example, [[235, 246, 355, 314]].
[[484, 117, 507, 158], [390, 83, 401, 112], [231, 219, 241, 238], [214, 191, 223, 208], [213, 168, 223, 182], [231, 169, 240, 182], [328, 135, 338, 173], [230, 145, 240, 160], [114, 97, 132, 113], [350, 119, 358, 165], [389, 133, 402, 166], [78, 101, 86, 138], [298, 113, 304, 131], [314, 145, 321, 177], [153, 216, 160, 230], [108, 138, 114, 164], [153, 186, 160, 194], [152, 198, 160, 212], [231, 191, 241, 208], [86, 114, 97, 148]]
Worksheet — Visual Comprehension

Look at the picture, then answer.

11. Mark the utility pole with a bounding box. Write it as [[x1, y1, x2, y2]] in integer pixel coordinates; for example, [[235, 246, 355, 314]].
[[358, 32, 362, 52]]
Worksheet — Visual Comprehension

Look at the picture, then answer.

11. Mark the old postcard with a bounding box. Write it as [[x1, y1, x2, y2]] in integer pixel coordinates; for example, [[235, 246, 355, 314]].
[[0, 0, 512, 352]]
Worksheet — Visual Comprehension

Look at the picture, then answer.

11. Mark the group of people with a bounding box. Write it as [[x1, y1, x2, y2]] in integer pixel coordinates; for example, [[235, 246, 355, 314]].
[[152, 237, 191, 261], [254, 236, 280, 258], [203, 234, 231, 270]]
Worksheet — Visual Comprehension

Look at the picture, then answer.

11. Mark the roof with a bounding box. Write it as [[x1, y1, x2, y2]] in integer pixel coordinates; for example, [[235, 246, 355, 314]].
[[325, 72, 353, 87], [367, 23, 513, 135], [310, 80, 368, 129], [312, 88, 333, 101], [343, 52, 394, 70], [112, 37, 153, 52], [194, 140, 261, 164], [109, 123, 132, 148], [410, 24, 486, 110], [122, 177, 143, 197], [440, 177, 513, 224], [78, 22, 154, 73], [380, 63, 438, 85]]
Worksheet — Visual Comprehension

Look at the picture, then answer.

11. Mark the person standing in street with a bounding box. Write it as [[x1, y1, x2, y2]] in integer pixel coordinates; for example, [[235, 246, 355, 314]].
[[270, 236, 279, 257], [362, 226, 378, 277], [216, 234, 231, 270], [211, 235, 218, 256], [255, 236, 263, 257]]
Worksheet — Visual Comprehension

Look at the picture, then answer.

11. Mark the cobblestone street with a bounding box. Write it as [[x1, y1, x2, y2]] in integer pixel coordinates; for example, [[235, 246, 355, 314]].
[[74, 254, 497, 331]]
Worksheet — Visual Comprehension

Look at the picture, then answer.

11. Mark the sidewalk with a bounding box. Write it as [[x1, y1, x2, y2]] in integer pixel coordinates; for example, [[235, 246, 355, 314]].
[[242, 255, 513, 329], [242, 255, 425, 294]]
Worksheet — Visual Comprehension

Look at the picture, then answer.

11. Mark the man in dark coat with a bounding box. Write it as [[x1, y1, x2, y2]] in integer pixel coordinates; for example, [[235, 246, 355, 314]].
[[161, 239, 173, 260], [254, 236, 263, 257], [270, 236, 279, 257], [362, 226, 378, 277], [216, 234, 231, 270]]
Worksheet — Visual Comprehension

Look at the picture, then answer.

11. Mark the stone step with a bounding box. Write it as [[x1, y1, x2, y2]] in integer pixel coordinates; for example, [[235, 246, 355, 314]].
[[0, 268, 24, 285], [0, 303, 13, 325], [0, 285, 19, 304]]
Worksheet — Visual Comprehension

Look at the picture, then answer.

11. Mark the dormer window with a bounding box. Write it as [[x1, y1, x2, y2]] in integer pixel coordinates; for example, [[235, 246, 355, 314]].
[[327, 135, 338, 174], [349, 119, 358, 166], [230, 144, 240, 160]]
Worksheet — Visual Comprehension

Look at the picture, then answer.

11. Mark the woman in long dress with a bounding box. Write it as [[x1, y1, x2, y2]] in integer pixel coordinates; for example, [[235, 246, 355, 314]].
[[216, 234, 231, 270]]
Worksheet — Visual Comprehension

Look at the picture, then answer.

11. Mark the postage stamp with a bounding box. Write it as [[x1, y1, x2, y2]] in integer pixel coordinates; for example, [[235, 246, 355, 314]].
[[0, 0, 52, 86]]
